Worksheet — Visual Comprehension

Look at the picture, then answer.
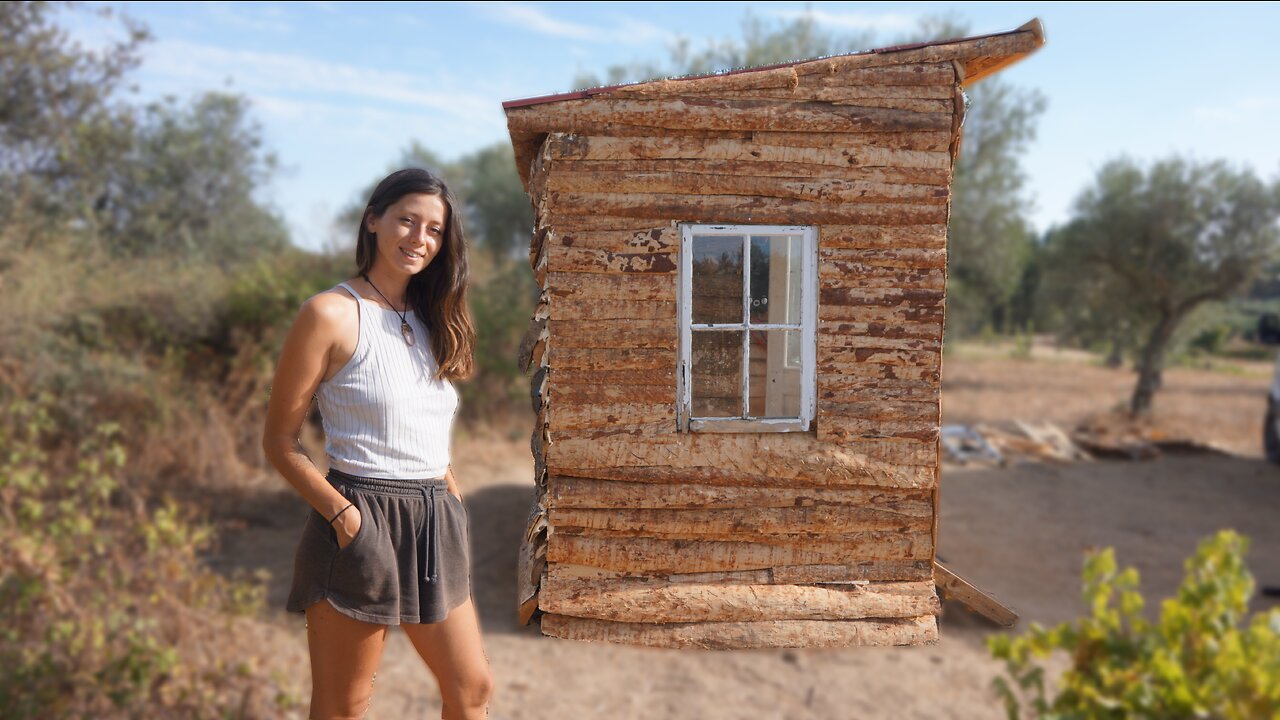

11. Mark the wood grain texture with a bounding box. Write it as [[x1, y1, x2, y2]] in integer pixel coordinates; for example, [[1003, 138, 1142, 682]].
[[539, 613, 938, 649]]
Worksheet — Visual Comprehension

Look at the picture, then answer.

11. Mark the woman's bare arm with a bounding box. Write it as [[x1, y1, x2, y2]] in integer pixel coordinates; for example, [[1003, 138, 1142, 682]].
[[262, 293, 362, 544]]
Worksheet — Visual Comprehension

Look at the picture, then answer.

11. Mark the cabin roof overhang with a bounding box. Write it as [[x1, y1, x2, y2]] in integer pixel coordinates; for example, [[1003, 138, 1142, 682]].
[[503, 18, 1045, 190]]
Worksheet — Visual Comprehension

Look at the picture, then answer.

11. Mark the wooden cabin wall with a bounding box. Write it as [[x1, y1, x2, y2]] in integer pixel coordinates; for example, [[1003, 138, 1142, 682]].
[[514, 60, 958, 649]]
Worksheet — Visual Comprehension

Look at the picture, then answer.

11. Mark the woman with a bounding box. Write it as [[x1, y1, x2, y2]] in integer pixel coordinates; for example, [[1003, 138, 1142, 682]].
[[263, 168, 493, 720]]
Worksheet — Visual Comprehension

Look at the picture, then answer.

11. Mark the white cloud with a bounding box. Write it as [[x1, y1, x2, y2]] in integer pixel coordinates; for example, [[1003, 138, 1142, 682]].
[[769, 9, 919, 34], [469, 2, 670, 46], [1192, 96, 1279, 124], [198, 1, 296, 35], [142, 39, 499, 127]]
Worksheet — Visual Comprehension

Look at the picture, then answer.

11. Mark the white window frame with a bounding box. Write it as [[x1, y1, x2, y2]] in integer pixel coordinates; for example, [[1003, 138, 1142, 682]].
[[677, 224, 818, 433]]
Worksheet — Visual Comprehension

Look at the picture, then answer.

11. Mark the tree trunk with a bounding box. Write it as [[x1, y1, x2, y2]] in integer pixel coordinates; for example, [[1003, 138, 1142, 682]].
[[1130, 313, 1178, 416]]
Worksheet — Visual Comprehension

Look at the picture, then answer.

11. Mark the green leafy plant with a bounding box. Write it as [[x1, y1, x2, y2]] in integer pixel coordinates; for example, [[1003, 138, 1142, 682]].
[[988, 530, 1280, 719]]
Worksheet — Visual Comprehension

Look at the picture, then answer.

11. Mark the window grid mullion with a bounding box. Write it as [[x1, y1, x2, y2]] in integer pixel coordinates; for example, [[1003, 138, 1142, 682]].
[[740, 233, 750, 419]]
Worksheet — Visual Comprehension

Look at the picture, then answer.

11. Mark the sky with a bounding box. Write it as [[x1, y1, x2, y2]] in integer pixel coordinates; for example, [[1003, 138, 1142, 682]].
[[69, 2, 1280, 253]]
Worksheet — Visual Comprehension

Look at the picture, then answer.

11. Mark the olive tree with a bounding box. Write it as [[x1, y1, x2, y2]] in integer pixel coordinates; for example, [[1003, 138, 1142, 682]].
[[1045, 157, 1280, 414]]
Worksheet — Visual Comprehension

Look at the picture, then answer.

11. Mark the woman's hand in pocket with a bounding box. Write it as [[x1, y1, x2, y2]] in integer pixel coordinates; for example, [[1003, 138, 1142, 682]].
[[333, 506, 362, 551]]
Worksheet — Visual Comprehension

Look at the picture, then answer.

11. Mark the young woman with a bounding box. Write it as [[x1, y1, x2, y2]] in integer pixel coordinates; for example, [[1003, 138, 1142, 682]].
[[263, 168, 493, 719]]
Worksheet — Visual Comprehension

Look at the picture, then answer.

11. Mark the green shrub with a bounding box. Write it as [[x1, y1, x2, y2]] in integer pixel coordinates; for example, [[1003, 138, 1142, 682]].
[[988, 530, 1280, 719]]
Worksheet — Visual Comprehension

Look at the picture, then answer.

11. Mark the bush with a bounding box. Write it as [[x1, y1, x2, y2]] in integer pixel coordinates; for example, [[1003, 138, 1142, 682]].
[[0, 394, 304, 718], [988, 530, 1280, 719]]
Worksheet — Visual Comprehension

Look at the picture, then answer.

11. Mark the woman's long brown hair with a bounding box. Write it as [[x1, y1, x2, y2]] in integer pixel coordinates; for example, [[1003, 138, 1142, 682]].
[[355, 168, 475, 381]]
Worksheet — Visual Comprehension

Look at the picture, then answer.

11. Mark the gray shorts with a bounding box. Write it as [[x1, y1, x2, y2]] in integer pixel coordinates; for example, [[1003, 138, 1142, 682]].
[[285, 467, 472, 625]]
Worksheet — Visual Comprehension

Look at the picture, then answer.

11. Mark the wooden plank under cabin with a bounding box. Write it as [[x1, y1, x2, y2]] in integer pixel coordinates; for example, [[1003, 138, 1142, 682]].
[[540, 573, 940, 623], [933, 562, 1019, 627], [540, 614, 938, 649]]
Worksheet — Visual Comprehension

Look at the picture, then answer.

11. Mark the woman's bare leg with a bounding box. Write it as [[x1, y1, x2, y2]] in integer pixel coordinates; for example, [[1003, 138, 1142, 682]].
[[401, 597, 492, 719], [305, 599, 390, 720]]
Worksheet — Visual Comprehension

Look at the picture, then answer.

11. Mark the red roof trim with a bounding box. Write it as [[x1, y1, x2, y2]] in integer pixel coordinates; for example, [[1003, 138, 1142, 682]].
[[501, 25, 1025, 110]]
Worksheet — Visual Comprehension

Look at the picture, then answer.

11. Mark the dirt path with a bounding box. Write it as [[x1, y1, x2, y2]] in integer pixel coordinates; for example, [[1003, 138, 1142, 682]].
[[207, 354, 1280, 718]]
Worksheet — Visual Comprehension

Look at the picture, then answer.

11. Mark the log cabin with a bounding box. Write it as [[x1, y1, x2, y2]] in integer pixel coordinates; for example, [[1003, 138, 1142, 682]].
[[504, 20, 1044, 649]]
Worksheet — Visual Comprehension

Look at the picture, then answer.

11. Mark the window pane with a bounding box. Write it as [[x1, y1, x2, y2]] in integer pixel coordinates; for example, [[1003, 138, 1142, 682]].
[[691, 330, 743, 418], [749, 235, 804, 325], [748, 329, 802, 418], [691, 234, 743, 324]]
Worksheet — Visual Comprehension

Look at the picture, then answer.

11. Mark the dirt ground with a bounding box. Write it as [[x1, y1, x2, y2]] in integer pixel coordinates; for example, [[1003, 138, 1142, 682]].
[[210, 345, 1280, 719]]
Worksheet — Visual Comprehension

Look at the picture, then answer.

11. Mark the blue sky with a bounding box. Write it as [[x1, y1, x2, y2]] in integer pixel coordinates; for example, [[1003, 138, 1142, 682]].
[[72, 2, 1280, 252]]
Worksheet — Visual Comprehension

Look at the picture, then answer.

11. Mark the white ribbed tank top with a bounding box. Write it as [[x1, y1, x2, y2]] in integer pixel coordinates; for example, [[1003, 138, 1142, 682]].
[[315, 282, 459, 479]]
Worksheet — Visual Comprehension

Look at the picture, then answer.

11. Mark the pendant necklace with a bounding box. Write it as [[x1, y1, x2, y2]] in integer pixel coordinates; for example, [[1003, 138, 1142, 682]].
[[361, 273, 416, 347]]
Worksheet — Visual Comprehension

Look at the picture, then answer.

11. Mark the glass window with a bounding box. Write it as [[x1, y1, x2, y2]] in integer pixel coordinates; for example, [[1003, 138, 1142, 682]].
[[679, 225, 817, 432]]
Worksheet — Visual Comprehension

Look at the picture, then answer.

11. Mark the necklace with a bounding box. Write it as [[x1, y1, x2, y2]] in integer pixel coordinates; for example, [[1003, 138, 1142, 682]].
[[361, 273, 416, 347]]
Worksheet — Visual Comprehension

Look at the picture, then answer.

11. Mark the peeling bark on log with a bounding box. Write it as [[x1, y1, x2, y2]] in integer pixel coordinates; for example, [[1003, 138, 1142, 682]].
[[819, 287, 945, 309], [546, 477, 933, 512], [544, 433, 937, 487], [820, 224, 948, 249], [819, 398, 939, 419], [819, 247, 947, 268], [821, 264, 945, 290], [818, 306, 945, 326], [816, 345, 941, 369], [548, 272, 676, 302], [539, 614, 939, 649], [553, 383, 674, 405], [553, 367, 676, 387], [817, 379, 941, 404], [817, 418, 940, 443], [751, 129, 951, 151], [507, 98, 952, 135], [816, 361, 940, 385], [548, 531, 934, 573], [545, 215, 676, 232], [547, 134, 951, 169], [548, 171, 951, 204], [541, 575, 939, 623], [550, 192, 948, 226], [553, 158, 951, 185], [546, 245, 677, 274], [547, 560, 934, 584], [549, 319, 676, 350], [602, 63, 954, 98], [552, 227, 679, 253], [816, 320, 943, 339], [551, 403, 676, 432], [550, 347, 673, 372], [552, 299, 677, 321], [550, 505, 931, 535]]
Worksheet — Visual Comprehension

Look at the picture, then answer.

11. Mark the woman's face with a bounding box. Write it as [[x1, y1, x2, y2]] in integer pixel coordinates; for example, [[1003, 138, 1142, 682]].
[[365, 192, 448, 277]]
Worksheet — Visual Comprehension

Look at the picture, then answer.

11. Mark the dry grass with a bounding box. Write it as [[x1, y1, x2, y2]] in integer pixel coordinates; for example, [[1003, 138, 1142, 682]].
[[943, 339, 1273, 457]]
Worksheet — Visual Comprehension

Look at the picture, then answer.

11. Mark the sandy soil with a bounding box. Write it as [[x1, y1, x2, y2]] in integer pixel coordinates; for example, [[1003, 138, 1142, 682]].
[[209, 349, 1280, 719]]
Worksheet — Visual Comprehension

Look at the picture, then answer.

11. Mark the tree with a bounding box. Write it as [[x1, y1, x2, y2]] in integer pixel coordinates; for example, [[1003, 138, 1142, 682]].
[[0, 2, 287, 265], [1045, 157, 1280, 414], [574, 14, 1046, 338]]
